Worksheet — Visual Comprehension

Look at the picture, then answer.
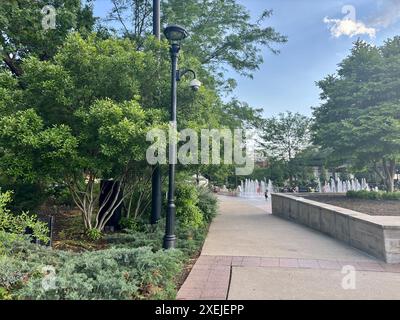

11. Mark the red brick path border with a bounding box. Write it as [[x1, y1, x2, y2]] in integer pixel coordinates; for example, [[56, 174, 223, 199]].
[[177, 255, 400, 300]]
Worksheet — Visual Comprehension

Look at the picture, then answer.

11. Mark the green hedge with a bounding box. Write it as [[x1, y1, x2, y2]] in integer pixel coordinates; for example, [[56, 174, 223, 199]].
[[347, 190, 400, 200]]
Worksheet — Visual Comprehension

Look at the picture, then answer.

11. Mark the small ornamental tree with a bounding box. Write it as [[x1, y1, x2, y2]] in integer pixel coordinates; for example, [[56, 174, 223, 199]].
[[68, 99, 164, 231], [0, 34, 166, 232]]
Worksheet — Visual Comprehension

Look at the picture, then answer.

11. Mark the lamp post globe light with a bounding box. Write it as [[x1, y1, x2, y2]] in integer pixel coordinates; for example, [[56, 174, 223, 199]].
[[163, 25, 201, 249], [164, 25, 189, 43]]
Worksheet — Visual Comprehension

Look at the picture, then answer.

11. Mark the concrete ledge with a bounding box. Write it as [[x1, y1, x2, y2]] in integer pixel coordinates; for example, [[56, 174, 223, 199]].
[[271, 193, 400, 264]]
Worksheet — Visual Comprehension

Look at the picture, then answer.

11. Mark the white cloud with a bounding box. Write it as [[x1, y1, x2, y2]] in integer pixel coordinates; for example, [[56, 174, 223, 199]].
[[323, 17, 376, 39], [324, 1, 400, 39]]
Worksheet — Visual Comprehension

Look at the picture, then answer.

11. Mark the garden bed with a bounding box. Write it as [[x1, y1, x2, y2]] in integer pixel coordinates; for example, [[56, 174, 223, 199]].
[[295, 194, 400, 216], [1, 184, 218, 300]]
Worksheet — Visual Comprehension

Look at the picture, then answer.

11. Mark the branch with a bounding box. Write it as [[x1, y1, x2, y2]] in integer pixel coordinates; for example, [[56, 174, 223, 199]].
[[202, 42, 232, 65], [98, 182, 136, 230], [3, 55, 22, 76], [111, 0, 131, 37]]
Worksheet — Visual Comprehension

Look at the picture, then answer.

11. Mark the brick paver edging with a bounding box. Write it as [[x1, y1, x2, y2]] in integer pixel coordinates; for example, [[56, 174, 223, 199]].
[[176, 255, 400, 300]]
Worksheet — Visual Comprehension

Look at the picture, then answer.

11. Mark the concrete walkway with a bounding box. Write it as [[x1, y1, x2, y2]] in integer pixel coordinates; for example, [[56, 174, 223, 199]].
[[177, 196, 400, 300]]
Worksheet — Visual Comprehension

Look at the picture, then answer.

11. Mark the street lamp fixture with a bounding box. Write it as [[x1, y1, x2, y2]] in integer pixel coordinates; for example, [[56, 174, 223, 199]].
[[163, 25, 201, 249], [178, 69, 202, 91], [164, 25, 189, 44]]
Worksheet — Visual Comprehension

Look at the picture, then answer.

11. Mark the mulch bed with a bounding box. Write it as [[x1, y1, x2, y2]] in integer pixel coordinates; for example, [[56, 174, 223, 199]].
[[37, 205, 107, 251], [298, 194, 400, 216]]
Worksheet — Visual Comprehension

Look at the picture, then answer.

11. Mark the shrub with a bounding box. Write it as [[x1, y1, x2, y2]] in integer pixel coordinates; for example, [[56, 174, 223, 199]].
[[0, 181, 218, 300], [119, 217, 142, 232], [197, 187, 218, 223], [0, 287, 12, 300], [0, 232, 67, 298], [0, 256, 31, 292], [46, 184, 75, 207], [347, 190, 378, 200], [0, 231, 68, 267], [381, 192, 400, 200], [112, 184, 217, 258], [347, 190, 400, 200], [0, 230, 184, 300], [86, 228, 102, 241], [0, 191, 49, 243], [176, 223, 207, 257], [106, 217, 208, 259], [0, 181, 47, 212], [15, 247, 183, 300], [175, 183, 204, 229], [115, 223, 164, 252]]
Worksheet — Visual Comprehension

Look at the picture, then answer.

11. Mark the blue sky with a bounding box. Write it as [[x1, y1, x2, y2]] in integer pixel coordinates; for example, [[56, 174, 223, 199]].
[[92, 0, 400, 117]]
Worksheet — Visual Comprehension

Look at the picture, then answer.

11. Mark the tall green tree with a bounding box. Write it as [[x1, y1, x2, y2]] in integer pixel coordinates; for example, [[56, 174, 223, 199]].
[[260, 112, 311, 161], [313, 38, 400, 192], [0, 30, 246, 229], [0, 0, 281, 225], [0, 34, 169, 231], [107, 0, 287, 79], [106, 0, 282, 184], [0, 0, 95, 76], [259, 112, 311, 184]]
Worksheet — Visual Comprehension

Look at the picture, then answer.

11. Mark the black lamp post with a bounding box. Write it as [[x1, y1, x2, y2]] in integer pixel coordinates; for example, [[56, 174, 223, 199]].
[[163, 25, 201, 249], [151, 0, 161, 226]]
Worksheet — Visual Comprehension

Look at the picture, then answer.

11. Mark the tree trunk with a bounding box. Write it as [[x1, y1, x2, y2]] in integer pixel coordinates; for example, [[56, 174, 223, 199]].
[[3, 55, 22, 76], [386, 176, 395, 193], [383, 159, 396, 192]]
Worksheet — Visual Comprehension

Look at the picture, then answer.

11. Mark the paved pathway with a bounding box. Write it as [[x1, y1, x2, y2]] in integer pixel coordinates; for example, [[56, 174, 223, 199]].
[[177, 196, 400, 300]]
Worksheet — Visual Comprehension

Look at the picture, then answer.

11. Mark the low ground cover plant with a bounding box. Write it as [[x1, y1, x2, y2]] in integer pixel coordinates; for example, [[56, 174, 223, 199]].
[[347, 190, 400, 201], [0, 186, 218, 300]]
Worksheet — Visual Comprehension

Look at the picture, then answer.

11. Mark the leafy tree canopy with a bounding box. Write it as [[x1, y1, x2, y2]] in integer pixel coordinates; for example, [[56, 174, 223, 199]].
[[0, 0, 282, 226], [0, 0, 96, 75], [313, 37, 400, 191], [260, 111, 311, 162], [107, 0, 287, 79]]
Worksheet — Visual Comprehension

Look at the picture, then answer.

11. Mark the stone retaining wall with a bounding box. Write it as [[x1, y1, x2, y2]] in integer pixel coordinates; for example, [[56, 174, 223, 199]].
[[271, 193, 400, 264]]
